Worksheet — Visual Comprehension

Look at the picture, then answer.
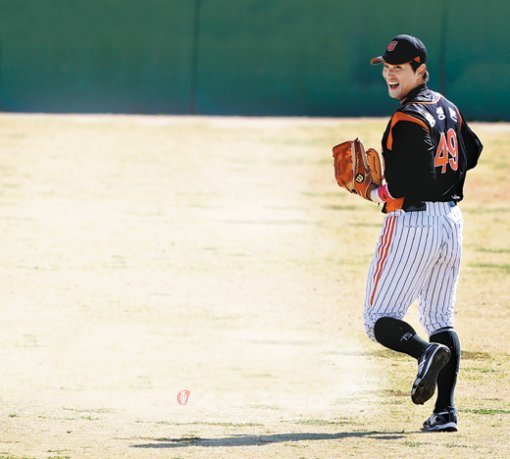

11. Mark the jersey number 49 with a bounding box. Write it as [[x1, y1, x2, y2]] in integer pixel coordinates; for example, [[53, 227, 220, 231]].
[[434, 128, 458, 174]]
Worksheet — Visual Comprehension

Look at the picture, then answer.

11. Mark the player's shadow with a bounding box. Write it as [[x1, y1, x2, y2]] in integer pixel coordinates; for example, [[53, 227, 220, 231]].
[[131, 430, 406, 449]]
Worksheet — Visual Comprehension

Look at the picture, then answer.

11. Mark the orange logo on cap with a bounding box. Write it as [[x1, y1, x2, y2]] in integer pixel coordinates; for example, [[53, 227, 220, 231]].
[[387, 40, 398, 52]]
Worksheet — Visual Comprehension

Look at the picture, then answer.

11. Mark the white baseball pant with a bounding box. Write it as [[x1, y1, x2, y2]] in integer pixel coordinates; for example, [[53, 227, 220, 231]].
[[364, 201, 463, 341]]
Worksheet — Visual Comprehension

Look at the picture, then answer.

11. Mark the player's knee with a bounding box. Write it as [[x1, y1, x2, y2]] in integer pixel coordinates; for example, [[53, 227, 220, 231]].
[[364, 311, 406, 343], [363, 311, 380, 342]]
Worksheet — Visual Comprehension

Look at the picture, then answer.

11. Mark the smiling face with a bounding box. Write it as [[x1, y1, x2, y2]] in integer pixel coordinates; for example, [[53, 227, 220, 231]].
[[382, 62, 426, 99]]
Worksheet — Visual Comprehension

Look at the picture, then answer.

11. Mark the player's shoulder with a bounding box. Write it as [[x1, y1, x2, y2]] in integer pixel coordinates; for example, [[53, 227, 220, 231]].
[[402, 89, 462, 129], [404, 87, 442, 105], [400, 88, 441, 115], [393, 87, 458, 131], [389, 104, 430, 132]]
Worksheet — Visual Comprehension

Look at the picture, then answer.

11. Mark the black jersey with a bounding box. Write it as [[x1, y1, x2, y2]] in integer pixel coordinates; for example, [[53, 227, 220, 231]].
[[381, 84, 483, 213]]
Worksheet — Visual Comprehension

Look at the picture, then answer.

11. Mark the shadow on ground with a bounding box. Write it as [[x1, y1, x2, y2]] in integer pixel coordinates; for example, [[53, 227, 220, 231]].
[[131, 431, 407, 448]]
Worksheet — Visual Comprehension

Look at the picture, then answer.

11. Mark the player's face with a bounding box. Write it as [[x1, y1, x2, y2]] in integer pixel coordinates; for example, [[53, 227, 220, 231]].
[[382, 62, 424, 99]]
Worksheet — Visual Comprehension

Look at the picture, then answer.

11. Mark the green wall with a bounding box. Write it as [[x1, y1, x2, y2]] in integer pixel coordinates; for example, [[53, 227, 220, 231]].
[[0, 0, 196, 113], [0, 0, 508, 119]]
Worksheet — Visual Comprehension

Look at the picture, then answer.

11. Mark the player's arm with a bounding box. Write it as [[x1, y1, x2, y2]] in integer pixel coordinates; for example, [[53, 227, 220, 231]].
[[459, 112, 483, 170], [383, 120, 435, 199]]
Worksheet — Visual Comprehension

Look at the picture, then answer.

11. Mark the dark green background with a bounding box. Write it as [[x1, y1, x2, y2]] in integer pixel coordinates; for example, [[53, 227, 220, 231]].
[[0, 0, 508, 119]]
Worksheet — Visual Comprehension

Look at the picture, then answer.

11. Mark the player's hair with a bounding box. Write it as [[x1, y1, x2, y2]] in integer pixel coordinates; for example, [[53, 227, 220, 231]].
[[410, 60, 430, 83]]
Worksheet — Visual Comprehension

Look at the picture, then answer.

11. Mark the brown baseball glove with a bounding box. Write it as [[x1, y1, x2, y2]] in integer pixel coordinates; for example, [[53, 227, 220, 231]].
[[332, 138, 384, 200]]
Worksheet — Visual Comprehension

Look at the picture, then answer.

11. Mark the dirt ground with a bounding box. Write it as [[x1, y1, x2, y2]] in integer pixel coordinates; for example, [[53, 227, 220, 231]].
[[0, 114, 508, 458]]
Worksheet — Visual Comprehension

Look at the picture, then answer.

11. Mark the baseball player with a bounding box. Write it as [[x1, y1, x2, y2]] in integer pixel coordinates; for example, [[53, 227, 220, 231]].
[[363, 35, 483, 432]]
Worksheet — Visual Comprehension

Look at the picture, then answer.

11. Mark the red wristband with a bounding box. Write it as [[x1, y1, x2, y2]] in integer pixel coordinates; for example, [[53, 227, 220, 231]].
[[377, 185, 392, 202]]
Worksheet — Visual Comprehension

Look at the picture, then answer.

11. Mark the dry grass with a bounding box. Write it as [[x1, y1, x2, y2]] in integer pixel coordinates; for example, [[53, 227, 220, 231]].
[[0, 114, 508, 458]]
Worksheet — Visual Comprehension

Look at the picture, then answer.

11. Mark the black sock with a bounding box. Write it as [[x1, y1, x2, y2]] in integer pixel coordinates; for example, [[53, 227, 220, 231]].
[[374, 317, 429, 359], [430, 328, 460, 412]]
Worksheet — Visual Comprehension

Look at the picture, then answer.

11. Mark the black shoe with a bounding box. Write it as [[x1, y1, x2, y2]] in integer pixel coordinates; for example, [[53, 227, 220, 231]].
[[422, 407, 458, 432], [411, 343, 451, 405]]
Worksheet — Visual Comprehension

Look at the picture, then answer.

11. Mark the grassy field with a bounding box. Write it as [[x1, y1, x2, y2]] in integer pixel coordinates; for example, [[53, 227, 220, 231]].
[[0, 114, 508, 458]]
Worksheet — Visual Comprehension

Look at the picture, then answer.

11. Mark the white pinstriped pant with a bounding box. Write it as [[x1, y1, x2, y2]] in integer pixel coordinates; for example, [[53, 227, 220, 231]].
[[363, 202, 463, 341]]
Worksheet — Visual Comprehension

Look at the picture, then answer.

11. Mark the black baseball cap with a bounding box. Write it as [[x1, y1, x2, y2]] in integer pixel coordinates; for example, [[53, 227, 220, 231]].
[[370, 34, 427, 65]]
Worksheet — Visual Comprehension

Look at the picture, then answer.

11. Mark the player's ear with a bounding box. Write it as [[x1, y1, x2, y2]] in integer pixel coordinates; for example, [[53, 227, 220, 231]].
[[417, 64, 427, 76]]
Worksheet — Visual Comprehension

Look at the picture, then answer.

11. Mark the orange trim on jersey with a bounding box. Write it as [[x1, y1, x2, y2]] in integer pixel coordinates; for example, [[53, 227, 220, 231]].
[[386, 112, 429, 150], [385, 197, 405, 212], [404, 95, 442, 105], [369, 216, 397, 306]]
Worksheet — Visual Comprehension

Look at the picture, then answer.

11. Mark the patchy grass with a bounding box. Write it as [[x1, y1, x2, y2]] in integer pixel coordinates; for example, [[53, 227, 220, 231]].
[[461, 408, 510, 415], [0, 115, 508, 458]]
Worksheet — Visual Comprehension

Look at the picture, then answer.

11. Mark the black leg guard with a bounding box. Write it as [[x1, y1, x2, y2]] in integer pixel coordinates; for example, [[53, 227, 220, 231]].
[[374, 317, 429, 359], [430, 327, 460, 411]]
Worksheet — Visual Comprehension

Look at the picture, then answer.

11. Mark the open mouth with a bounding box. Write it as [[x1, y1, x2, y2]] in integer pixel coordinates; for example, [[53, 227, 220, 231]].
[[388, 82, 400, 90]]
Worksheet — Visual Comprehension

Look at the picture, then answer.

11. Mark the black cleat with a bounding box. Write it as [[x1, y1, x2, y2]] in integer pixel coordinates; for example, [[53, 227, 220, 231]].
[[422, 407, 458, 432], [411, 343, 451, 405]]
